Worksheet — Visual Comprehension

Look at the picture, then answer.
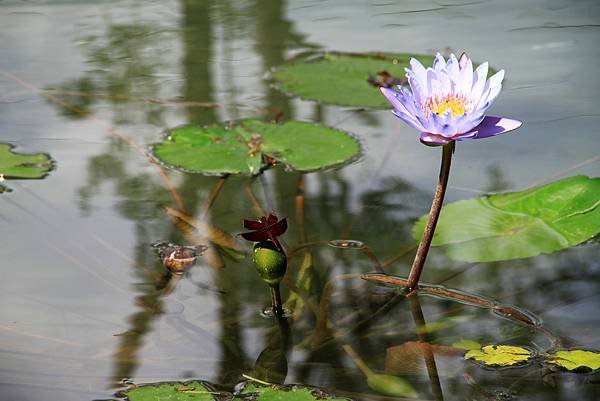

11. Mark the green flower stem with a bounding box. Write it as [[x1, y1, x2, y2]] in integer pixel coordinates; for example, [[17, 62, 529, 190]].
[[270, 284, 284, 316], [406, 142, 454, 292]]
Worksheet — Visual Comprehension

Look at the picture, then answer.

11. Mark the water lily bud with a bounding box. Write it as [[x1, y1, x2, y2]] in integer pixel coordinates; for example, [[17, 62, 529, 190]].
[[253, 241, 287, 285]]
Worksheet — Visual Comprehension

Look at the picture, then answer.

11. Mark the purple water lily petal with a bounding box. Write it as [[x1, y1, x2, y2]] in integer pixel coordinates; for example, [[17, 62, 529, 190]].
[[459, 116, 522, 141], [381, 53, 522, 145], [420, 132, 452, 146], [381, 87, 425, 131]]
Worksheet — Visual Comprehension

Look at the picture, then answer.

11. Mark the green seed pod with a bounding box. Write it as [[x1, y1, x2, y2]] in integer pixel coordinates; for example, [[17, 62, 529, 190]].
[[252, 241, 287, 285]]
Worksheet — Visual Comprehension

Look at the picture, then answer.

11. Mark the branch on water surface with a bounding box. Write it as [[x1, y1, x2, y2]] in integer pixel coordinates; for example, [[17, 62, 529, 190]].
[[362, 273, 542, 326]]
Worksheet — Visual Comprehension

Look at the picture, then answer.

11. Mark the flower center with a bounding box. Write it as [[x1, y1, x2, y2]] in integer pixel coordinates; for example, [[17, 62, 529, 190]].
[[425, 94, 470, 118]]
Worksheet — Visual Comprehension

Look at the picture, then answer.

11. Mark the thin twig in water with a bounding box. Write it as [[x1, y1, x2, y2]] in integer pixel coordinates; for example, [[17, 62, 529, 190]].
[[259, 172, 275, 212], [0, 68, 186, 212], [201, 176, 228, 218], [245, 179, 267, 217]]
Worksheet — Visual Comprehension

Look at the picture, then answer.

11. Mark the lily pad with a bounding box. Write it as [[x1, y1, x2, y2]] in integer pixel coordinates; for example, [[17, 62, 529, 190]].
[[152, 119, 360, 176], [0, 143, 53, 179], [547, 350, 600, 372], [272, 52, 435, 108], [465, 344, 532, 367], [238, 383, 350, 401], [116, 381, 218, 400], [413, 175, 600, 262]]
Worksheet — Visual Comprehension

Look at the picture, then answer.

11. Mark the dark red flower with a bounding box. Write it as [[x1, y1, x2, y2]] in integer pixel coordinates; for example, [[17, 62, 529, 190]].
[[240, 213, 287, 250]]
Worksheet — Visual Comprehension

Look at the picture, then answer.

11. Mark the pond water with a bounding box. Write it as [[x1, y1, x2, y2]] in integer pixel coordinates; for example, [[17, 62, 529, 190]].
[[1, 0, 599, 400]]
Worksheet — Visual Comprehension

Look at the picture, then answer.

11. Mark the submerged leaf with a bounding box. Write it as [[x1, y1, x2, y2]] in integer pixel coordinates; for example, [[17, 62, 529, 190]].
[[413, 176, 600, 262], [152, 119, 360, 176], [162, 206, 241, 251], [0, 143, 53, 179], [547, 350, 600, 372], [273, 52, 435, 108], [385, 341, 464, 375], [366, 374, 418, 398], [118, 381, 218, 400], [465, 345, 532, 367], [239, 383, 349, 400], [452, 339, 482, 351]]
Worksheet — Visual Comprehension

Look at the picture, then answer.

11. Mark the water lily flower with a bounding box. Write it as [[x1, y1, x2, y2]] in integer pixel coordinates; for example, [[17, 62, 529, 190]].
[[240, 214, 288, 316], [381, 53, 521, 146], [240, 213, 288, 251]]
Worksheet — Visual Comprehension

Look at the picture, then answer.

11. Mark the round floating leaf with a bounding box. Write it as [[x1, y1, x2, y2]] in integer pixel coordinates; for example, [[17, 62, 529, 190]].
[[547, 350, 600, 372], [413, 176, 600, 262], [240, 383, 350, 401], [117, 381, 218, 400], [465, 344, 532, 367], [0, 143, 53, 179], [152, 119, 360, 175], [273, 52, 435, 108]]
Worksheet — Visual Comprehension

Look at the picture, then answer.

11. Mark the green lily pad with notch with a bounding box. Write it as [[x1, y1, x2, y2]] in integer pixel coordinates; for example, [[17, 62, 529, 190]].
[[413, 175, 600, 262], [152, 119, 360, 176], [238, 383, 351, 401], [0, 143, 53, 179], [272, 52, 435, 108], [465, 344, 532, 367], [547, 349, 600, 372], [115, 380, 218, 400]]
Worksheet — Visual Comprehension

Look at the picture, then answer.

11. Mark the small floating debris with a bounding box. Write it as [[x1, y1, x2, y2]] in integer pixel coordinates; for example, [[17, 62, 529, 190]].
[[328, 239, 365, 249], [151, 241, 208, 274]]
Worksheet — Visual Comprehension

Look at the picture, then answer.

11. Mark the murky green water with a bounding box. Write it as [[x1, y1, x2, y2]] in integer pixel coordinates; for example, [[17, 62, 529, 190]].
[[1, 1, 599, 400]]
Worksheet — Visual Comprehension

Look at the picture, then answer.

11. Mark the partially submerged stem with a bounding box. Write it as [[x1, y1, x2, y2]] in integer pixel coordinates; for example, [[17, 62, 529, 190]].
[[245, 179, 267, 217], [406, 142, 454, 292], [260, 173, 275, 213], [407, 293, 444, 401], [201, 175, 228, 218], [270, 285, 284, 317], [361, 272, 544, 327], [341, 344, 374, 377]]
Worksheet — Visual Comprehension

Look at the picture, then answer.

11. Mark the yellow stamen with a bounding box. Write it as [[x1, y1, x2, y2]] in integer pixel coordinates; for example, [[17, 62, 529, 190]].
[[425, 94, 470, 118]]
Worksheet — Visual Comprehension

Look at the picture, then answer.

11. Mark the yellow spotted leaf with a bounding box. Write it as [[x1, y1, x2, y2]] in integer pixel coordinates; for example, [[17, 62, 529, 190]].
[[548, 350, 600, 371], [465, 345, 531, 367]]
